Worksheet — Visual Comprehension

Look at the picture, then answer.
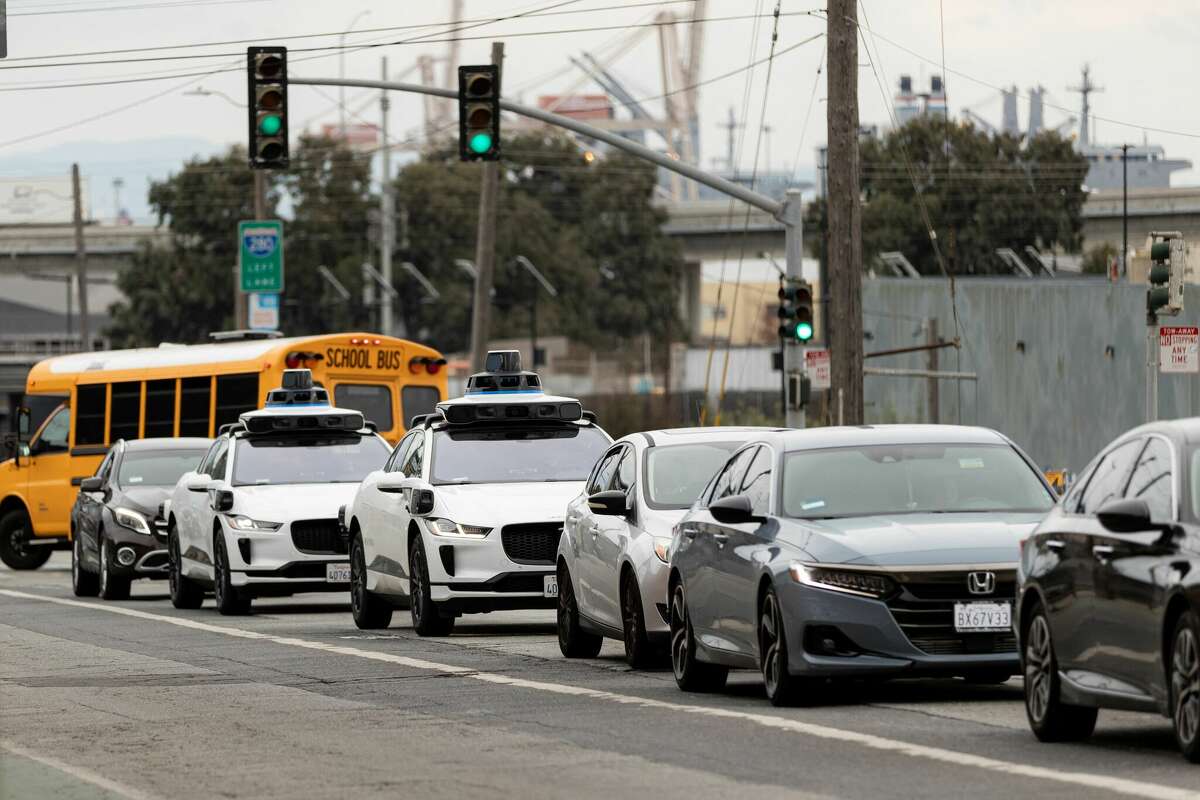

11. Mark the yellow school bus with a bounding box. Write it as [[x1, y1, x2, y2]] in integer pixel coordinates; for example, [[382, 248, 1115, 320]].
[[0, 332, 447, 569]]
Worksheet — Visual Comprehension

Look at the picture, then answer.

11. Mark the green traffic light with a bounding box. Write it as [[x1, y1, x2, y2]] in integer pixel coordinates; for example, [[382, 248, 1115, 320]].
[[259, 114, 282, 136], [469, 132, 493, 154], [795, 322, 814, 342]]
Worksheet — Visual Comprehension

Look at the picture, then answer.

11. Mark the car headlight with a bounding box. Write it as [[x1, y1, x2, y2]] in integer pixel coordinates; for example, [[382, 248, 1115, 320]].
[[113, 507, 152, 536], [225, 515, 282, 532], [653, 537, 671, 563], [424, 517, 490, 538], [788, 562, 896, 599]]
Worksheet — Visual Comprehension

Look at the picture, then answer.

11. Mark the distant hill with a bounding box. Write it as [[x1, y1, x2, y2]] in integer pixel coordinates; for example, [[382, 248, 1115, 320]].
[[0, 136, 229, 224]]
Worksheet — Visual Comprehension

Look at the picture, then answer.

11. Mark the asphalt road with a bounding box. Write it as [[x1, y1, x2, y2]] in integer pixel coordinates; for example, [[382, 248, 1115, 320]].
[[2, 554, 1198, 800]]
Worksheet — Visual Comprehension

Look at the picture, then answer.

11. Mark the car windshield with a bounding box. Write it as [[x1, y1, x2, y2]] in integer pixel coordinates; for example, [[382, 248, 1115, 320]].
[[118, 450, 207, 487], [431, 426, 609, 485], [232, 434, 390, 486], [782, 443, 1054, 519], [645, 441, 742, 509]]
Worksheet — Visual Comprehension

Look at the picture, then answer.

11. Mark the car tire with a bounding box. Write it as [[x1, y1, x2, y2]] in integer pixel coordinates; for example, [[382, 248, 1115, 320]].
[[1169, 611, 1200, 763], [0, 509, 52, 570], [759, 585, 810, 707], [97, 533, 131, 601], [71, 532, 98, 597], [213, 533, 251, 616], [1023, 604, 1097, 742], [409, 536, 453, 636], [558, 563, 602, 658], [669, 582, 728, 693], [621, 572, 660, 668], [351, 532, 392, 630], [168, 524, 203, 610]]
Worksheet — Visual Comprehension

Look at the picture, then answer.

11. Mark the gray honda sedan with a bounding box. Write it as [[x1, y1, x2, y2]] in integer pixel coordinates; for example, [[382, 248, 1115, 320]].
[[667, 425, 1056, 705]]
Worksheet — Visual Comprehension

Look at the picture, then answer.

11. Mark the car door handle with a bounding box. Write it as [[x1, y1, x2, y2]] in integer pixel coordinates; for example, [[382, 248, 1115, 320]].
[[587, 525, 599, 538], [680, 526, 697, 539], [1092, 544, 1115, 559], [1045, 539, 1066, 552], [713, 533, 728, 549]]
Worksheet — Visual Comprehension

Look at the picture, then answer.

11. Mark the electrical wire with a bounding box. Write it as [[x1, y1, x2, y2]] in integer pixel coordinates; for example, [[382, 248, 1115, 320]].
[[7, 0, 268, 16]]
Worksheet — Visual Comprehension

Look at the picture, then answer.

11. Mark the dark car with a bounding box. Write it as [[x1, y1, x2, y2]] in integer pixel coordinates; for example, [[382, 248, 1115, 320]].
[[71, 438, 210, 600], [668, 425, 1056, 706], [1017, 419, 1200, 762]]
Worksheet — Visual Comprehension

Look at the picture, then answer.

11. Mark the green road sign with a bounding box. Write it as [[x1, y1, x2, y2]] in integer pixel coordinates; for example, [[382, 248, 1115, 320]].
[[239, 220, 284, 293]]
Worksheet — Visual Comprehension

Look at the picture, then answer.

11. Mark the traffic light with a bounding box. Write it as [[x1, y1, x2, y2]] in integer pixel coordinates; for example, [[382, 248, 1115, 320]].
[[247, 46, 288, 169], [1147, 231, 1186, 316], [778, 278, 815, 342], [458, 64, 501, 161]]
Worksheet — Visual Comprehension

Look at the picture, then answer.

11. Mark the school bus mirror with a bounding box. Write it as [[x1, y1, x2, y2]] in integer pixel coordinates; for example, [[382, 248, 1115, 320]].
[[16, 407, 31, 441]]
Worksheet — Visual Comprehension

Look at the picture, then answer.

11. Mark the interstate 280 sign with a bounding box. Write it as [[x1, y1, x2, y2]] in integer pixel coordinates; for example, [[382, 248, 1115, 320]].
[[239, 220, 284, 293]]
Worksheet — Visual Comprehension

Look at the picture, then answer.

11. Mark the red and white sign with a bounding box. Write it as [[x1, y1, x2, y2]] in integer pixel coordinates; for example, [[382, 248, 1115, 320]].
[[804, 348, 831, 390], [1160, 326, 1200, 374]]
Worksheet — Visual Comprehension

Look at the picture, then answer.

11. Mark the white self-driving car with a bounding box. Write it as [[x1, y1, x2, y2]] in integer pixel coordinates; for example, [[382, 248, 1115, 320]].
[[342, 351, 611, 635], [166, 369, 391, 615], [557, 427, 778, 666]]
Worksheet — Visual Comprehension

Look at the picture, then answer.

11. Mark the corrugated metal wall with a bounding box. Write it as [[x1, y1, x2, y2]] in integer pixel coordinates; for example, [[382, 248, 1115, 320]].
[[862, 277, 1200, 472]]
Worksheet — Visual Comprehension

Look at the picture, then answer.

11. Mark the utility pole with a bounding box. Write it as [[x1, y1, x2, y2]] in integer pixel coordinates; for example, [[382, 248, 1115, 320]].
[[1121, 143, 1129, 277], [380, 56, 394, 337], [71, 164, 90, 351], [240, 171, 266, 330], [468, 41, 504, 372], [826, 0, 864, 425], [926, 318, 939, 423]]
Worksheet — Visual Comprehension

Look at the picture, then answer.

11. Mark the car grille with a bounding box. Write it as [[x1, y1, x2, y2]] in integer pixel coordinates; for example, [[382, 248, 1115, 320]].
[[885, 570, 1017, 656], [290, 519, 346, 555], [500, 523, 563, 565]]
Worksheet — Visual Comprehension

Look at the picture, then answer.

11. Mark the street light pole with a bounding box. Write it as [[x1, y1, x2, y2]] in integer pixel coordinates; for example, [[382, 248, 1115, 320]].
[[513, 255, 558, 368], [380, 56, 394, 337]]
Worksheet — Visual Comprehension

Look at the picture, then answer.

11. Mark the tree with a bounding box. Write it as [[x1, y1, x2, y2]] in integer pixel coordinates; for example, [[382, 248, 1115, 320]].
[[108, 148, 268, 346], [805, 117, 1089, 275]]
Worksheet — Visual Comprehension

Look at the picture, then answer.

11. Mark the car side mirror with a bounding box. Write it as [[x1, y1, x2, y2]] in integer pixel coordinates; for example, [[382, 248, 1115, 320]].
[[709, 494, 764, 525], [186, 478, 212, 493], [408, 488, 434, 517], [80, 476, 105, 493], [1096, 498, 1155, 533], [378, 473, 408, 494], [588, 489, 629, 517], [210, 489, 234, 512]]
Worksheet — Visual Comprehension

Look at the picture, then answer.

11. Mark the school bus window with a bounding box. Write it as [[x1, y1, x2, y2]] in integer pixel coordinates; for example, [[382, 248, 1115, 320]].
[[110, 381, 141, 442], [75, 385, 106, 446], [145, 379, 176, 438], [21, 393, 67, 435], [35, 407, 70, 453], [215, 373, 258, 429], [334, 384, 393, 431], [179, 376, 212, 437], [401, 385, 440, 428]]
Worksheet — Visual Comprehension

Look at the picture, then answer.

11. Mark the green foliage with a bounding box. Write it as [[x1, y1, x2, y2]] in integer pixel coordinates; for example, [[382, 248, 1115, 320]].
[[108, 132, 682, 356], [1082, 242, 1118, 275], [805, 118, 1089, 275]]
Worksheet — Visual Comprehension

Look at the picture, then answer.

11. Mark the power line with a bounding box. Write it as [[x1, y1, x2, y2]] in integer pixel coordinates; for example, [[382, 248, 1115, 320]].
[[7, 0, 269, 16]]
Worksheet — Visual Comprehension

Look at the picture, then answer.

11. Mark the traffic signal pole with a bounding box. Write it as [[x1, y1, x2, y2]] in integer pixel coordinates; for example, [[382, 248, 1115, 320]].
[[467, 42, 504, 372], [288, 70, 797, 396]]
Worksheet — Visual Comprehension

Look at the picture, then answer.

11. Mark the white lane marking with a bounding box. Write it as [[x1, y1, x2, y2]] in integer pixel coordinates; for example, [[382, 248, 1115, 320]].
[[0, 589, 1190, 800], [0, 740, 163, 800]]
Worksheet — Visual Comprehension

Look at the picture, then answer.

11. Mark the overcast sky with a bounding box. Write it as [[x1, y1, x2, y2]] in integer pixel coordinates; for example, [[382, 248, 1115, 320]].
[[0, 0, 1196, 221]]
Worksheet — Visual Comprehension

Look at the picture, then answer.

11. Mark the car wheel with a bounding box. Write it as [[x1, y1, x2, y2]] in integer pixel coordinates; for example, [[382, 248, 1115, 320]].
[[409, 536, 453, 636], [557, 563, 602, 658], [71, 533, 98, 597], [97, 533, 131, 601], [1023, 605, 1097, 741], [0, 509, 52, 570], [621, 572, 659, 668], [669, 582, 727, 692], [168, 525, 203, 610], [351, 532, 392, 630], [213, 534, 251, 615], [1170, 611, 1200, 762], [760, 585, 808, 706]]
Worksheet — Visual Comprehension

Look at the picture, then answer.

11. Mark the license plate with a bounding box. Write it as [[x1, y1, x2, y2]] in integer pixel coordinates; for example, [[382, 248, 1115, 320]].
[[954, 601, 1011, 632], [326, 563, 351, 583], [543, 575, 558, 598]]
